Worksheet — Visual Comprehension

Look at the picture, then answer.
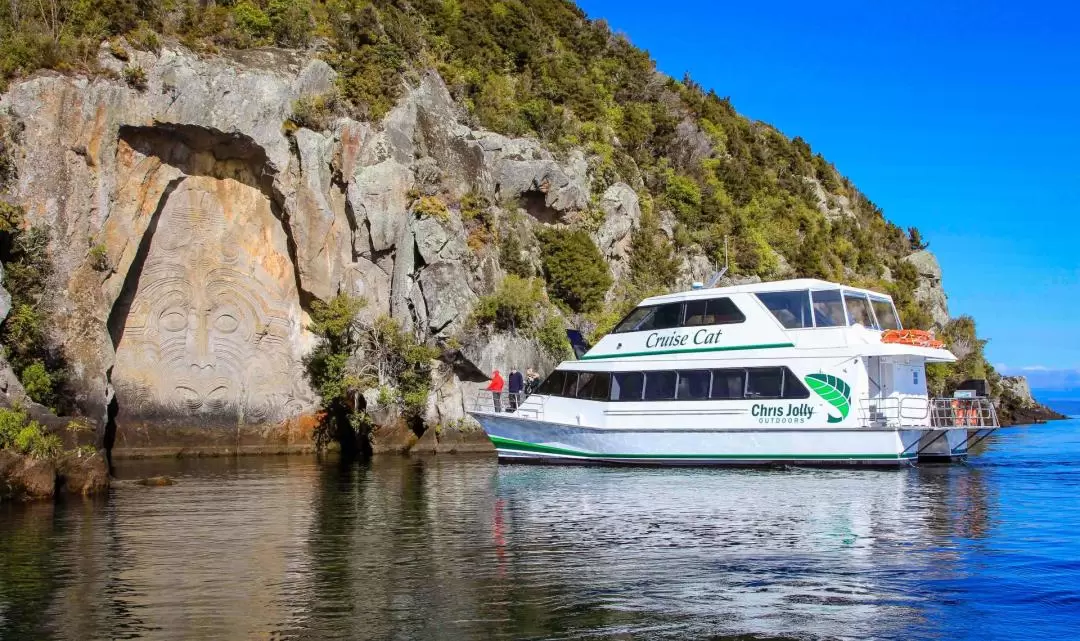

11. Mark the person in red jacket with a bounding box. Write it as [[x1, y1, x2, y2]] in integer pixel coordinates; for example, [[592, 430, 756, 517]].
[[485, 369, 505, 412]]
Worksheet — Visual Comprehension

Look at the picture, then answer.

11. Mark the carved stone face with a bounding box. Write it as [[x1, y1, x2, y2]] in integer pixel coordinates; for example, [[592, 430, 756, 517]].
[[113, 177, 310, 424]]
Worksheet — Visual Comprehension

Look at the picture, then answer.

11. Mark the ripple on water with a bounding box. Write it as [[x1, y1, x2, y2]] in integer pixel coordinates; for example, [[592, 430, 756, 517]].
[[1, 421, 1080, 640]]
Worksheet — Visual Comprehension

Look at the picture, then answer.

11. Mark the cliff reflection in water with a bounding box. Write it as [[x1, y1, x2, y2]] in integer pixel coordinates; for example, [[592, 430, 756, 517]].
[[0, 454, 996, 640]]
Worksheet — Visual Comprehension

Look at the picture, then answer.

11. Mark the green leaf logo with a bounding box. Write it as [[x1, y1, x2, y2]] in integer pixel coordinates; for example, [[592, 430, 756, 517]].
[[804, 374, 852, 424]]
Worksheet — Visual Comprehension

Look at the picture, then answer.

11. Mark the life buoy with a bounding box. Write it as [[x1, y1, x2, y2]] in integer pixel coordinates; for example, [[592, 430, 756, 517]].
[[951, 399, 978, 426], [881, 329, 945, 349]]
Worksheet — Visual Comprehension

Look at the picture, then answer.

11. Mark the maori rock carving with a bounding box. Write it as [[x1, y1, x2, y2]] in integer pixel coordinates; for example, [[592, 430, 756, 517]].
[[112, 176, 314, 427]]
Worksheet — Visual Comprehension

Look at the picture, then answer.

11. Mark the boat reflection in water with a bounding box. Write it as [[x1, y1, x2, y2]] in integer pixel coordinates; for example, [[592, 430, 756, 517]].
[[0, 454, 995, 640]]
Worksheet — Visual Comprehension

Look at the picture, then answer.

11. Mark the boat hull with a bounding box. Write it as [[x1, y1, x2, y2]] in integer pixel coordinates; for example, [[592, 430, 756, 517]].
[[471, 413, 924, 467]]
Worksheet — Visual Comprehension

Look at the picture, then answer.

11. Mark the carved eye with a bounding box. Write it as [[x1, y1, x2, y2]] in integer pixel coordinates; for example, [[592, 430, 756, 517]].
[[160, 311, 188, 332], [175, 385, 202, 411], [214, 314, 239, 333]]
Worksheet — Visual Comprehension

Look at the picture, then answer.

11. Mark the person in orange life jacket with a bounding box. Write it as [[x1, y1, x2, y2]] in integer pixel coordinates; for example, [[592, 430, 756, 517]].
[[486, 369, 505, 412], [508, 367, 524, 411]]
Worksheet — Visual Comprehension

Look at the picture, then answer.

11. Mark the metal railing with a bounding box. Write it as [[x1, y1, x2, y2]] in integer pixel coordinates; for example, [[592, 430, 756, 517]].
[[929, 397, 999, 429], [858, 396, 998, 429], [470, 391, 546, 420]]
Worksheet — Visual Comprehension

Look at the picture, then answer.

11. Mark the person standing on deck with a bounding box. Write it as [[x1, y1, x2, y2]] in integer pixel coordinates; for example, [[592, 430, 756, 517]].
[[525, 368, 540, 396], [508, 367, 524, 412], [486, 369, 505, 413]]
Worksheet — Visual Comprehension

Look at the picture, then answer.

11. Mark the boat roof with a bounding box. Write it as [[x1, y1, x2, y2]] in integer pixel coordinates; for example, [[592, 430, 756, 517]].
[[641, 278, 892, 305]]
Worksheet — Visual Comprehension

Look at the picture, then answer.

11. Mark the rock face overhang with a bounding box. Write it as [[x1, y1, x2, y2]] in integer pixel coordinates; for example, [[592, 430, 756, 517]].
[[0, 44, 596, 455]]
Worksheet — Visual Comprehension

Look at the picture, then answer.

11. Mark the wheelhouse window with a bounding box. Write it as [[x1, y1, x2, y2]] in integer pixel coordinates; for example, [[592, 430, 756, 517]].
[[810, 289, 846, 327], [643, 371, 677, 400], [612, 306, 654, 333], [756, 291, 813, 329], [843, 292, 877, 328], [683, 298, 746, 326], [870, 297, 901, 330], [613, 303, 683, 333], [560, 371, 580, 397], [536, 370, 566, 395], [611, 372, 644, 401], [676, 370, 712, 400]]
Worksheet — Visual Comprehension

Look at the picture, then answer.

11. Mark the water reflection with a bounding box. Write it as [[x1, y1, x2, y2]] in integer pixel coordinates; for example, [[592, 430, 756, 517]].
[[4, 426, 1079, 640]]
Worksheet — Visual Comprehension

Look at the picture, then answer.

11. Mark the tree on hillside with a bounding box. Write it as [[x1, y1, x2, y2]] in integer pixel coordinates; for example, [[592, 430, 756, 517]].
[[908, 226, 929, 250], [628, 210, 679, 294], [537, 228, 612, 313]]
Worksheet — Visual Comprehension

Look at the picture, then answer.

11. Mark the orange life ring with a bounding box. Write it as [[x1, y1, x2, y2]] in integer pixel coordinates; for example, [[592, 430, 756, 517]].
[[881, 329, 945, 349]]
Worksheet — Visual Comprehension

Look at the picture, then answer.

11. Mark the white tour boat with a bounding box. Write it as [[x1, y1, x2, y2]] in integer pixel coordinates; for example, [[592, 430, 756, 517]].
[[469, 278, 999, 466]]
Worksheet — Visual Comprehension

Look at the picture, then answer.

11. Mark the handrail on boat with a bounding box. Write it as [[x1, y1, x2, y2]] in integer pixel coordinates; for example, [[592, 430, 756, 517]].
[[470, 391, 546, 420], [858, 396, 998, 429]]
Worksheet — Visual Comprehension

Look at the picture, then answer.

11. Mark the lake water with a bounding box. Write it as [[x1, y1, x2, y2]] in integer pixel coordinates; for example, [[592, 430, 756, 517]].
[[2, 420, 1079, 640]]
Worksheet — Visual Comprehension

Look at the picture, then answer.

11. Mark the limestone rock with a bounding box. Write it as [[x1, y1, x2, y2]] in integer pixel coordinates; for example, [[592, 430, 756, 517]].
[[0, 452, 55, 501], [593, 182, 640, 275], [348, 160, 413, 253], [418, 261, 477, 336], [0, 261, 10, 323], [56, 451, 110, 496], [670, 118, 713, 171], [411, 420, 493, 454], [904, 250, 950, 327], [1000, 376, 1036, 409]]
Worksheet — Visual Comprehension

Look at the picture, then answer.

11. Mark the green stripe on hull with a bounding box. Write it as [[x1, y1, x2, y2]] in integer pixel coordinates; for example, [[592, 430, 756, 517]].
[[580, 342, 795, 360], [489, 436, 915, 461]]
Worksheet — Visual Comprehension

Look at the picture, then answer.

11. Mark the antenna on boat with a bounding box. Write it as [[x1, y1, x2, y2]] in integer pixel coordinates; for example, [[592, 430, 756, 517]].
[[704, 235, 730, 288]]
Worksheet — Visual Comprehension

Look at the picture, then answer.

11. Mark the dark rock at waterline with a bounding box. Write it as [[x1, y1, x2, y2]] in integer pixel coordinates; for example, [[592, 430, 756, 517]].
[[0, 450, 55, 500], [411, 422, 494, 455], [57, 452, 110, 496], [1, 449, 111, 501]]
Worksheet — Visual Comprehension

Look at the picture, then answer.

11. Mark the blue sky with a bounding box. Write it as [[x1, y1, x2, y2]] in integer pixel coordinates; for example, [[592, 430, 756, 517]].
[[577, 0, 1079, 372]]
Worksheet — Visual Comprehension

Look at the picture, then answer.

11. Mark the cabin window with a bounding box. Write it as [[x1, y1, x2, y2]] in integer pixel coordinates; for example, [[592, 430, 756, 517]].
[[643, 371, 677, 401], [635, 303, 683, 332], [756, 291, 813, 329], [560, 371, 580, 397], [682, 298, 746, 326], [782, 371, 811, 399], [577, 372, 611, 401], [611, 372, 644, 401], [844, 292, 877, 328], [676, 370, 712, 400], [871, 297, 901, 330], [746, 368, 784, 398], [612, 306, 654, 333], [711, 369, 746, 399], [536, 370, 566, 395], [810, 289, 846, 327]]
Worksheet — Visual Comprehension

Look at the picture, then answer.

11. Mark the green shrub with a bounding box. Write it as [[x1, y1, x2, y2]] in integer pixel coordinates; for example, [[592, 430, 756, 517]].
[[628, 210, 679, 294], [412, 195, 450, 222], [288, 90, 340, 131], [472, 275, 545, 331], [20, 361, 53, 406], [89, 243, 109, 271], [537, 228, 612, 313], [499, 232, 532, 277], [0, 406, 29, 449], [535, 313, 571, 359], [232, 0, 271, 41], [123, 65, 148, 91]]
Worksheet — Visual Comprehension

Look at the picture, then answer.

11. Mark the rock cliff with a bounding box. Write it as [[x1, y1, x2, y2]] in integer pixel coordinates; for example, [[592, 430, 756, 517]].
[[0, 44, 607, 456], [0, 42, 974, 457]]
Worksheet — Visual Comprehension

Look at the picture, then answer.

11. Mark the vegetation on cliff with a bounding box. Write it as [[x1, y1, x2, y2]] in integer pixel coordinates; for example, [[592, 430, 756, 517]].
[[0, 0, 1006, 403], [305, 294, 440, 450], [0, 203, 69, 411]]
